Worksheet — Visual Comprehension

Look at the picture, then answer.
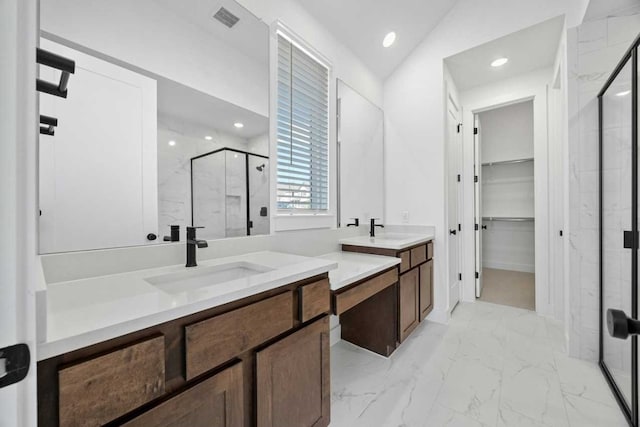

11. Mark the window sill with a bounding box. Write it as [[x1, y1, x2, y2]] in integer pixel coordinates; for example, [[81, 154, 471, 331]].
[[273, 214, 336, 231]]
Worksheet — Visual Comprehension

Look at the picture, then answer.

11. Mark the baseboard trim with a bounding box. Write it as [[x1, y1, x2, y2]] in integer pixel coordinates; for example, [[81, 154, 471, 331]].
[[426, 307, 450, 324], [482, 262, 534, 273]]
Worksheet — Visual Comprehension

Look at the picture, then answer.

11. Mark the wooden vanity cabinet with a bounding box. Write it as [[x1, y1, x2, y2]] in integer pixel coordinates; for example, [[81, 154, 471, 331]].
[[399, 268, 419, 342], [419, 259, 434, 320], [342, 240, 434, 343], [37, 274, 331, 427], [122, 362, 244, 427], [256, 316, 330, 427]]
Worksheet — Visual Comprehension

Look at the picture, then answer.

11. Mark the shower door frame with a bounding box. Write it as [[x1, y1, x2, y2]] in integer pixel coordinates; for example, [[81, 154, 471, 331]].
[[190, 147, 269, 237], [599, 33, 640, 427]]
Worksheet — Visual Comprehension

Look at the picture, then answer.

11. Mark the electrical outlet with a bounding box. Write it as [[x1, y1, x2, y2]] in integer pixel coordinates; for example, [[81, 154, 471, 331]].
[[401, 211, 410, 224]]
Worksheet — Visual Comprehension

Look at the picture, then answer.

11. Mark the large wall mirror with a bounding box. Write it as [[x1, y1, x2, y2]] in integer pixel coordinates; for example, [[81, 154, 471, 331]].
[[337, 80, 384, 227], [38, 0, 270, 253]]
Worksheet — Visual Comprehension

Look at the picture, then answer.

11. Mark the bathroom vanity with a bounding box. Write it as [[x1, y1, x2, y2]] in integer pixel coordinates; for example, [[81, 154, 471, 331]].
[[340, 233, 435, 343], [36, 252, 336, 427]]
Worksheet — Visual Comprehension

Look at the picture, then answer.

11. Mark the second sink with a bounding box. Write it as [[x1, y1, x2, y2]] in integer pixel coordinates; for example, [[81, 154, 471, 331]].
[[145, 261, 274, 294]]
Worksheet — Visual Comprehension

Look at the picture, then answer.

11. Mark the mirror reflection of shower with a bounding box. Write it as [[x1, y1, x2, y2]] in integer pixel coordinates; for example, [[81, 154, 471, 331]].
[[191, 148, 269, 239]]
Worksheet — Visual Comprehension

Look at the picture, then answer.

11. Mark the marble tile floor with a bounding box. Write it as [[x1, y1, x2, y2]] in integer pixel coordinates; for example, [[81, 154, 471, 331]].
[[330, 301, 628, 427]]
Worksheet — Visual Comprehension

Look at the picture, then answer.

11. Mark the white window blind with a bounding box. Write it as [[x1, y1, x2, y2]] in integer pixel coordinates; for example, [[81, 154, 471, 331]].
[[277, 34, 329, 212]]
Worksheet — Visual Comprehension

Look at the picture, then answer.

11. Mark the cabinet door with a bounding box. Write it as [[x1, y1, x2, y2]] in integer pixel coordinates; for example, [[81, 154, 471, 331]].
[[122, 362, 243, 427], [419, 260, 434, 320], [399, 268, 419, 342], [256, 316, 330, 427]]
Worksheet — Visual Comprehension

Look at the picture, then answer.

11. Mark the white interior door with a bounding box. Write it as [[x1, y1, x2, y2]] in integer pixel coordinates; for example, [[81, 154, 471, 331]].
[[474, 115, 483, 298], [1, 0, 37, 424], [39, 39, 158, 253], [447, 95, 461, 310]]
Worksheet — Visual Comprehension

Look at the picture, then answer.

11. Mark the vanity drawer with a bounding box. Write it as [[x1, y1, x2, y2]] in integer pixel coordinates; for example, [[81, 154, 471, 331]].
[[333, 269, 398, 315], [299, 279, 331, 322], [122, 362, 244, 427], [399, 251, 411, 273], [185, 291, 293, 380], [58, 335, 165, 427], [427, 241, 433, 260], [410, 245, 427, 268]]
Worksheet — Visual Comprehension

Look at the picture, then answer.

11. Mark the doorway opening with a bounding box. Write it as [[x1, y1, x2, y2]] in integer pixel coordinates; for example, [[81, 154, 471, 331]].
[[443, 15, 567, 318], [474, 101, 535, 311]]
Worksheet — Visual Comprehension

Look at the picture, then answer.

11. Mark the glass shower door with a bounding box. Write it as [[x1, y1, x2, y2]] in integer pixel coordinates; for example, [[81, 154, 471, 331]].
[[600, 46, 636, 425]]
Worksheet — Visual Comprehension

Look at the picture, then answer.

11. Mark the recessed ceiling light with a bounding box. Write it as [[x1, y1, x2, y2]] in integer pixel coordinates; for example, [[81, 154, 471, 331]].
[[616, 90, 631, 97], [491, 57, 509, 67], [168, 140, 176, 146], [204, 135, 213, 140], [382, 31, 396, 48], [234, 122, 244, 129]]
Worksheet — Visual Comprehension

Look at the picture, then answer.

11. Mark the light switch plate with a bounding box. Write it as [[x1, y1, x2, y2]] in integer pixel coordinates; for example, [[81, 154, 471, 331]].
[[402, 211, 410, 223]]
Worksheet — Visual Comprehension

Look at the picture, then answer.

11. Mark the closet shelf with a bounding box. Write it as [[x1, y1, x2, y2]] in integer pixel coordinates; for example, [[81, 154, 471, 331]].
[[481, 157, 534, 166], [483, 177, 534, 185], [482, 216, 534, 222]]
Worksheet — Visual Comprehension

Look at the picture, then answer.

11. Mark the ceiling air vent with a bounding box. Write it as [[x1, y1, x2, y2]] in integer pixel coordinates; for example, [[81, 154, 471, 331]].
[[213, 7, 239, 28]]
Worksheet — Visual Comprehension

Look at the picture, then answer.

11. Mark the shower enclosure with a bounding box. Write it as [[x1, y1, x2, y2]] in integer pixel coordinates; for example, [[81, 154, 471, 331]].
[[600, 33, 640, 426], [191, 148, 269, 240]]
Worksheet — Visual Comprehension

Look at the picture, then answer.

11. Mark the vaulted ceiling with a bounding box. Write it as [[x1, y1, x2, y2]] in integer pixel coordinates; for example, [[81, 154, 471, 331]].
[[298, 0, 459, 80]]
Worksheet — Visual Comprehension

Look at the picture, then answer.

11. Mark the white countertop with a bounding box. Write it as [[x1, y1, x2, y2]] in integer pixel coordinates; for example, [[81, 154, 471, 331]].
[[338, 232, 435, 250], [319, 252, 400, 291], [38, 251, 336, 361]]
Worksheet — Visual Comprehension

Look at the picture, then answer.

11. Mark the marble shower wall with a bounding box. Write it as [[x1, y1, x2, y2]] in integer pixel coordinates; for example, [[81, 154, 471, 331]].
[[567, 6, 640, 361], [157, 127, 251, 239]]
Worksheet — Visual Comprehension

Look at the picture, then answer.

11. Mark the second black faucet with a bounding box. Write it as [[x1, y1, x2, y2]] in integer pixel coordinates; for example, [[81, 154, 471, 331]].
[[370, 218, 384, 237]]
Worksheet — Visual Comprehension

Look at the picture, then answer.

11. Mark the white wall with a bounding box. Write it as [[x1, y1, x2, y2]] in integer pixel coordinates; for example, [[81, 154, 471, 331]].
[[384, 0, 583, 321], [40, 0, 269, 117], [0, 0, 39, 424], [248, 133, 270, 157], [567, 5, 640, 361], [237, 0, 382, 108], [479, 101, 534, 163]]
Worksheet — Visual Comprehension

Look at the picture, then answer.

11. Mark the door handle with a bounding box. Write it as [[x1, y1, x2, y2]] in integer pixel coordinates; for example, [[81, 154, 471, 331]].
[[607, 309, 640, 339], [482, 225, 487, 230], [0, 344, 30, 388], [449, 229, 457, 235]]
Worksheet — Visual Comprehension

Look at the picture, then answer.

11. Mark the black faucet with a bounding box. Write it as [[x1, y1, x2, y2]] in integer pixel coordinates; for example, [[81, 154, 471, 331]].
[[370, 218, 384, 237], [346, 218, 359, 227], [163, 225, 180, 242], [186, 226, 208, 267]]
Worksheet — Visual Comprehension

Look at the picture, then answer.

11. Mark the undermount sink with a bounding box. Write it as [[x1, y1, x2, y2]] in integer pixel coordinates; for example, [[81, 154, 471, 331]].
[[144, 261, 274, 294]]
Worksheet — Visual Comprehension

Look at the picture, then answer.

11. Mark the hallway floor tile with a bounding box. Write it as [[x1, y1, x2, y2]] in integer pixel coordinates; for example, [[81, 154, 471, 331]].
[[330, 301, 627, 427]]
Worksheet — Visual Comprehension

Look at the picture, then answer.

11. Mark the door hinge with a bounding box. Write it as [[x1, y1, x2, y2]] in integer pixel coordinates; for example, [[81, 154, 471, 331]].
[[475, 272, 479, 279], [474, 127, 478, 135], [457, 123, 462, 133], [624, 230, 638, 249], [457, 174, 461, 182], [559, 230, 563, 237], [458, 273, 462, 281], [0, 344, 30, 389], [475, 223, 479, 231], [458, 223, 461, 232], [474, 175, 478, 183]]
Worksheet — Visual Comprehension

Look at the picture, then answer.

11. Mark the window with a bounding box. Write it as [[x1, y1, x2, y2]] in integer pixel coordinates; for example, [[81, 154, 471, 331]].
[[276, 34, 329, 213]]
